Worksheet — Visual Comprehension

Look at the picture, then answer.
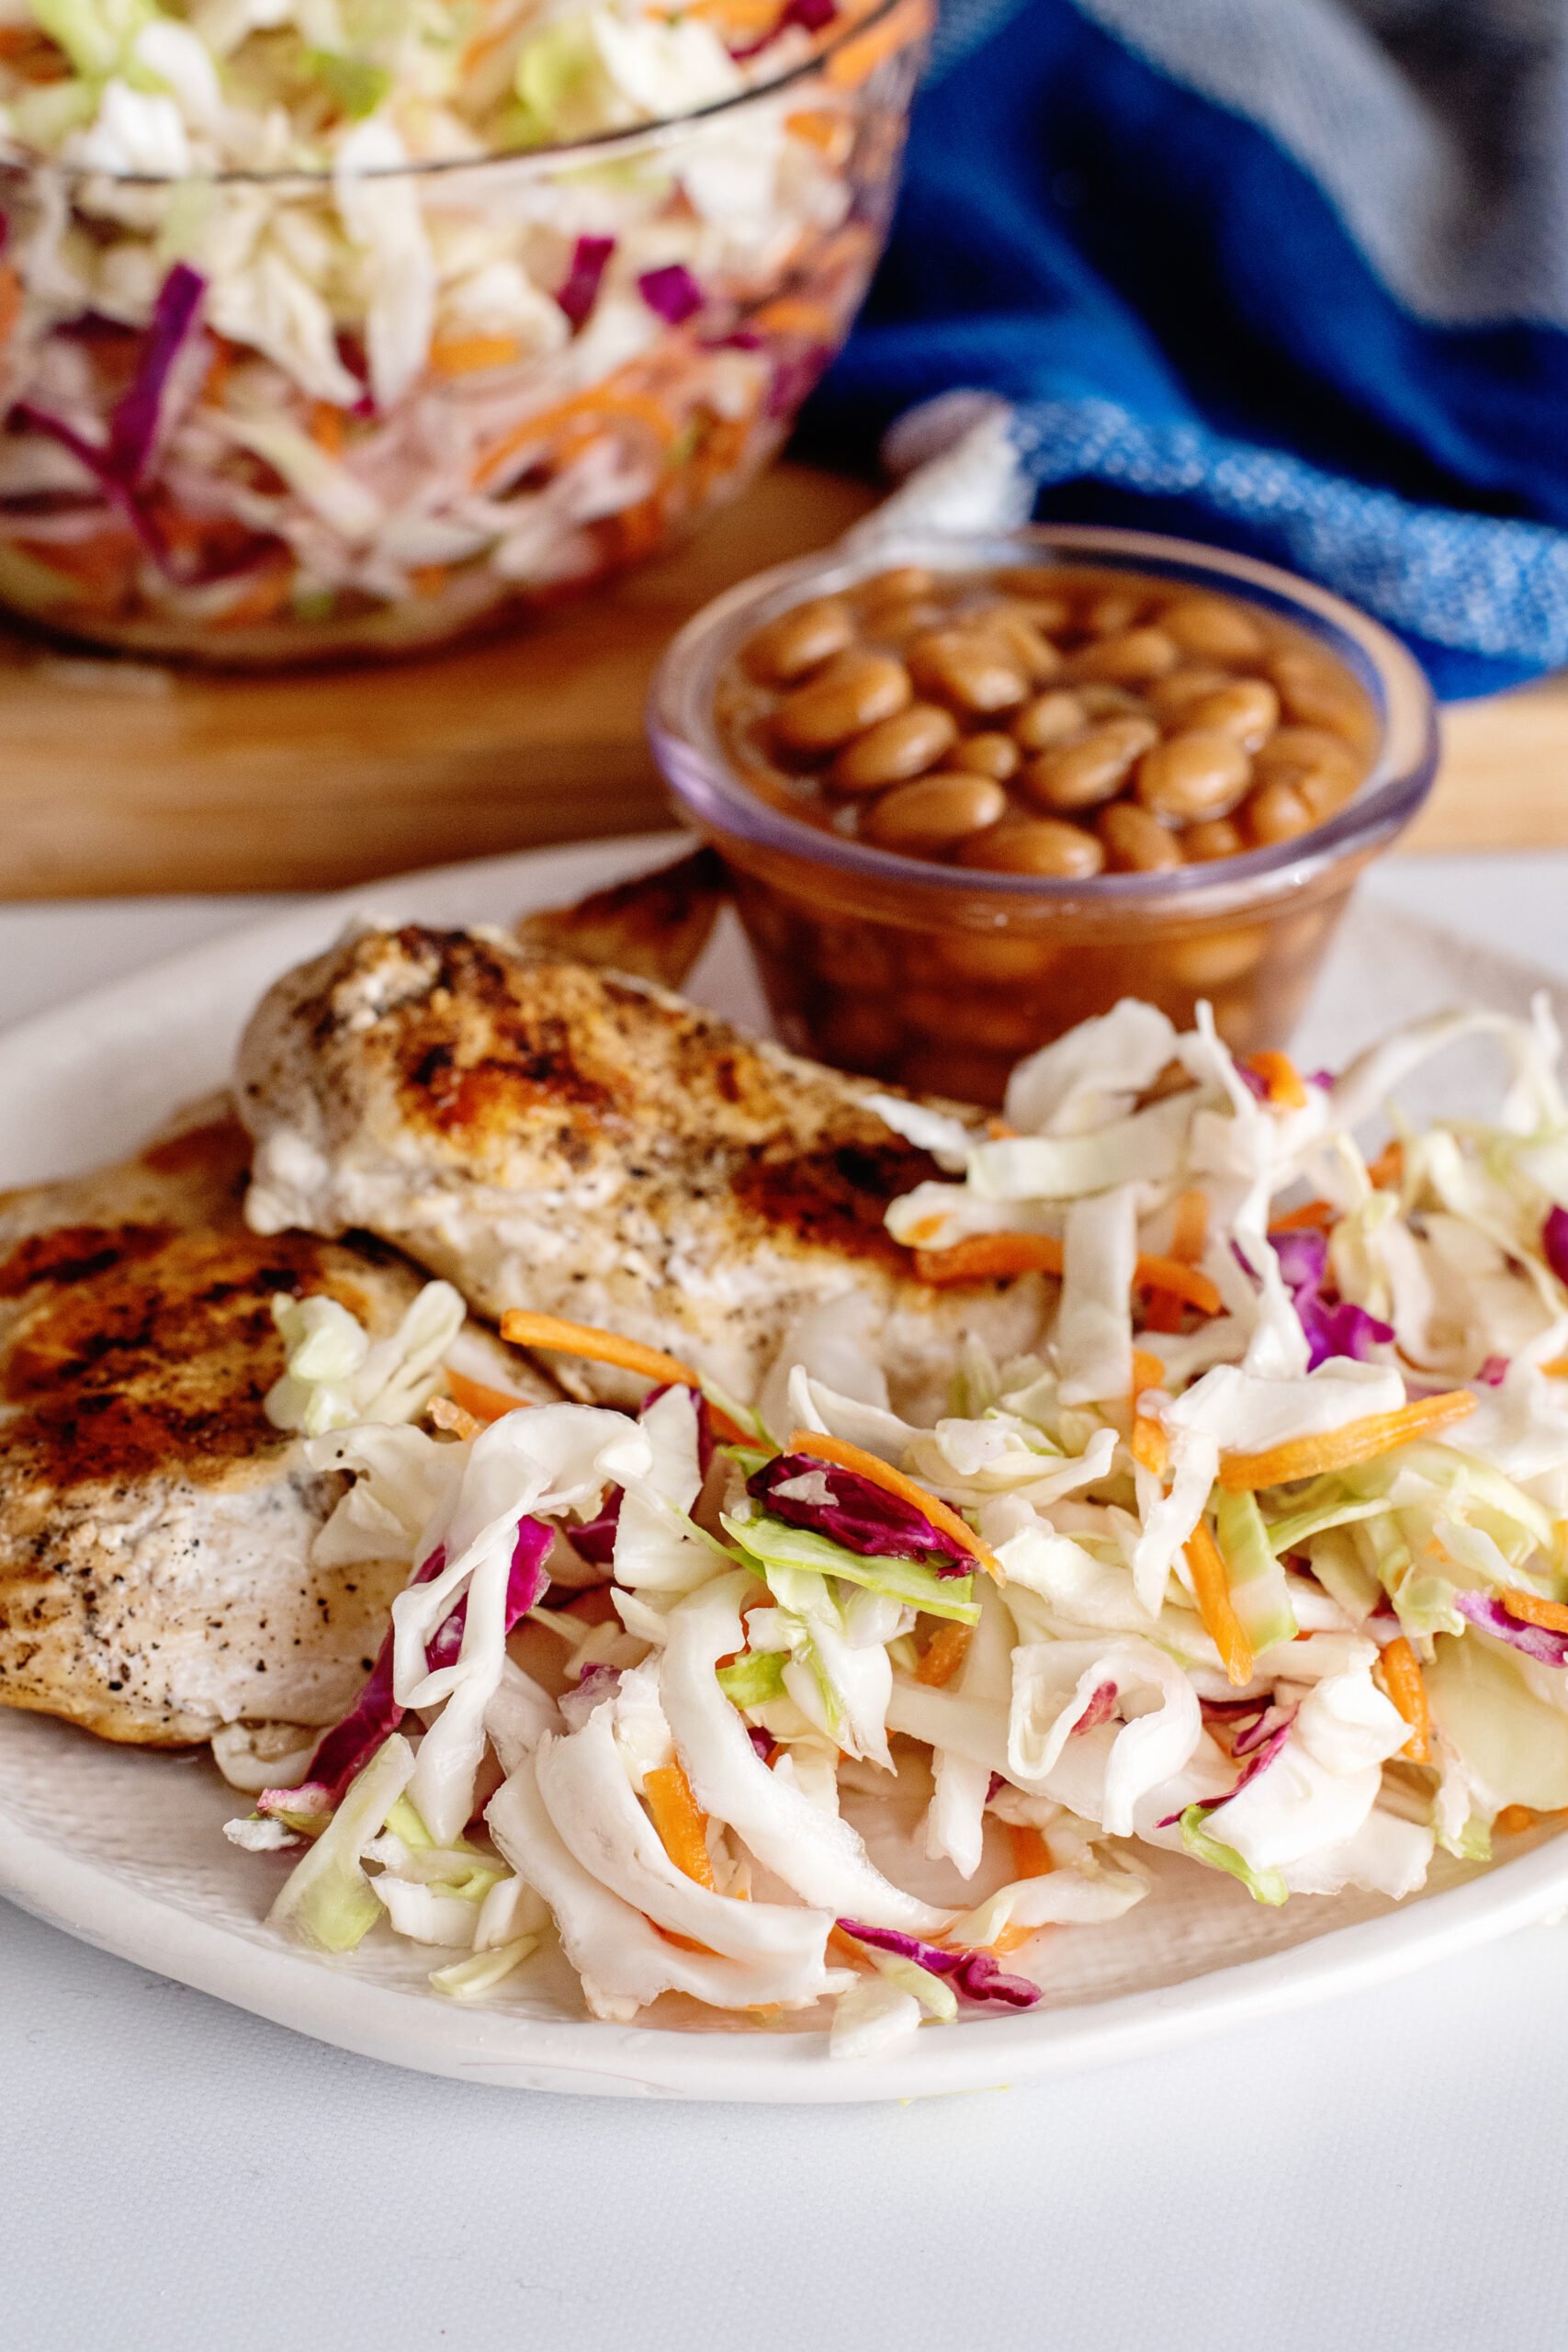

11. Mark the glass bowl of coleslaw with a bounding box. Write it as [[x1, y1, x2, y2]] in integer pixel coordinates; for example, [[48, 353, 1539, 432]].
[[0, 0, 927, 664]]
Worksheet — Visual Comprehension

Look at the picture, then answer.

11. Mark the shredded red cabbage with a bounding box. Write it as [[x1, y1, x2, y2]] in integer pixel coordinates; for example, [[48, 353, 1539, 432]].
[[1478, 1353, 1509, 1386], [837, 1921, 1042, 2009], [263, 1520, 554, 1811], [1269, 1225, 1393, 1370], [108, 261, 205, 488], [1073, 1679, 1118, 1734], [13, 265, 206, 571], [556, 235, 615, 330], [748, 1725, 776, 1760], [637, 264, 704, 324], [748, 1451, 973, 1574], [1455, 1589, 1568, 1666], [1544, 1207, 1568, 1289], [570, 1384, 714, 1567], [1158, 1714, 1292, 1827]]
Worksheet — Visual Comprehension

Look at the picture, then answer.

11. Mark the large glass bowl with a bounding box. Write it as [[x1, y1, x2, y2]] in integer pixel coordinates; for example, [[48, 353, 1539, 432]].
[[0, 0, 926, 666], [649, 523, 1440, 1104]]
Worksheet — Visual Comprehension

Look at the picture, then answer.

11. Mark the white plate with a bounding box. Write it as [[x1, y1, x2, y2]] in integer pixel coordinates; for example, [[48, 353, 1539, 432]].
[[5, 836, 1568, 2105]]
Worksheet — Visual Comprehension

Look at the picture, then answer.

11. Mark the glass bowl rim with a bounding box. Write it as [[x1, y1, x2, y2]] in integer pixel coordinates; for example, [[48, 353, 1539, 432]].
[[647, 519, 1442, 911], [0, 0, 913, 191]]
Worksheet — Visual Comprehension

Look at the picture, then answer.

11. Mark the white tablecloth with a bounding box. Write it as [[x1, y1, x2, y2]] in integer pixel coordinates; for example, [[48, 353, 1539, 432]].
[[6, 855, 1567, 2352]]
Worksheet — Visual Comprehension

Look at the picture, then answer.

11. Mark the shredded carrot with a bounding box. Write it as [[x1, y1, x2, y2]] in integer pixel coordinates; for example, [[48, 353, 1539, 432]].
[[985, 1114, 1019, 1140], [1368, 1138, 1404, 1190], [1270, 1198, 1336, 1234], [1495, 1804, 1540, 1836], [1007, 1824, 1054, 1880], [784, 1427, 998, 1581], [1130, 1347, 1170, 1476], [784, 106, 853, 159], [1499, 1588, 1568, 1636], [0, 265, 20, 353], [911, 1229, 1221, 1316], [829, 1924, 871, 1964], [1183, 1521, 1255, 1688], [445, 1366, 536, 1425], [643, 1762, 716, 1890], [471, 383, 681, 491], [750, 297, 840, 340], [915, 1622, 973, 1688], [497, 1311, 750, 1443], [1133, 1253, 1224, 1317], [1374, 1635, 1432, 1765], [429, 332, 521, 378], [1218, 1390, 1476, 1492], [310, 400, 344, 458], [410, 563, 449, 601], [1245, 1050, 1309, 1110], [913, 1233, 1063, 1284], [1543, 1359, 1568, 1379], [826, 0, 932, 88]]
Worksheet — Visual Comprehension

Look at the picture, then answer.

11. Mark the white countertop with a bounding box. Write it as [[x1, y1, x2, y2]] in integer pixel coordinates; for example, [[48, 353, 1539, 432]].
[[6, 855, 1567, 2352]]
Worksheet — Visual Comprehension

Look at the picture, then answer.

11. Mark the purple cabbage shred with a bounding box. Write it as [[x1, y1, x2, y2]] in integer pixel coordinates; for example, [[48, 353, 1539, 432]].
[[1269, 1224, 1393, 1370], [637, 264, 705, 324], [836, 1921, 1042, 2010], [1543, 1207, 1568, 1289], [557, 235, 615, 330], [262, 1519, 554, 1812], [747, 1451, 973, 1574], [1454, 1589, 1568, 1667]]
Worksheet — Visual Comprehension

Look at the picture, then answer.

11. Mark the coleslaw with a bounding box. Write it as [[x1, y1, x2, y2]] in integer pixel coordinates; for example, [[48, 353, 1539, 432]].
[[0, 0, 925, 658], [225, 989, 1568, 2056]]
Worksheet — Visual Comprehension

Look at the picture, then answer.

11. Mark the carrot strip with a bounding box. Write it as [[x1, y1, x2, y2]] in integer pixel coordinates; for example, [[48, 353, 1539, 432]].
[[1543, 1359, 1568, 1378], [1130, 1346, 1170, 1477], [0, 265, 20, 354], [915, 1622, 972, 1688], [1218, 1390, 1476, 1491], [826, 0, 931, 88], [410, 563, 449, 601], [471, 384, 681, 490], [1007, 1824, 1054, 1880], [1270, 1198, 1336, 1234], [1133, 1253, 1224, 1317], [1368, 1138, 1404, 1190], [1374, 1635, 1432, 1765], [1245, 1050, 1308, 1110], [911, 1230, 1221, 1317], [429, 332, 521, 378], [1169, 1189, 1209, 1264], [1499, 1588, 1568, 1636], [310, 400, 344, 458], [1495, 1804, 1541, 1836], [497, 1310, 750, 1442], [913, 1233, 1062, 1284], [445, 1366, 536, 1425], [643, 1762, 716, 1890], [1183, 1521, 1255, 1688], [784, 1427, 998, 1580]]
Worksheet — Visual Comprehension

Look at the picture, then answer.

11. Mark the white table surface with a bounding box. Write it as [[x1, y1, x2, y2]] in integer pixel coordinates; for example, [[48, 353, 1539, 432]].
[[6, 854, 1568, 2352]]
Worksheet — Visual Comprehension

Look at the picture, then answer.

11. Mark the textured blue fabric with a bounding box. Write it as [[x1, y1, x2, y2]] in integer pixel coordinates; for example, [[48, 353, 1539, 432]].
[[806, 0, 1568, 697]]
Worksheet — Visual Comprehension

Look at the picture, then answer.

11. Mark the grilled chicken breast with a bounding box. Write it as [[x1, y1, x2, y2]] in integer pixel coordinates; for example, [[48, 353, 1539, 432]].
[[237, 925, 1046, 1418], [0, 1103, 432, 1746]]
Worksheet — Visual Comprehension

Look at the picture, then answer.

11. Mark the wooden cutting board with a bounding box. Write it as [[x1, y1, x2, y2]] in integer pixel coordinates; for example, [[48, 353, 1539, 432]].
[[0, 458, 1562, 897]]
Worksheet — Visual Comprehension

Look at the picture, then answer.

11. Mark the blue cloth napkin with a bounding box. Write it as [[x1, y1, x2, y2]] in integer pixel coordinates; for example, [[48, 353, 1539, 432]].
[[807, 0, 1568, 696]]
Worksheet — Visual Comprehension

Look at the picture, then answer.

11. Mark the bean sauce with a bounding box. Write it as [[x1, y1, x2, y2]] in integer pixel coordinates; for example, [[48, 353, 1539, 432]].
[[719, 562, 1373, 876]]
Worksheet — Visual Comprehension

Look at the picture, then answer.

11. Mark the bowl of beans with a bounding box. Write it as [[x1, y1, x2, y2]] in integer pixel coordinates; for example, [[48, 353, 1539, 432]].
[[648, 525, 1438, 1103]]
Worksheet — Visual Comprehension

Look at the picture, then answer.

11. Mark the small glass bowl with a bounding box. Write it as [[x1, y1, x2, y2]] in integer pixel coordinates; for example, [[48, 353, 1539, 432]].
[[0, 0, 926, 667], [649, 524, 1439, 1103]]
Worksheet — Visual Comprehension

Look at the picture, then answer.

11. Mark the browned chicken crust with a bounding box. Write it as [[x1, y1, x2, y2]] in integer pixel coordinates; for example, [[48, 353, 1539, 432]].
[[0, 1105, 416, 1746], [516, 845, 728, 989], [238, 925, 1046, 1417]]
